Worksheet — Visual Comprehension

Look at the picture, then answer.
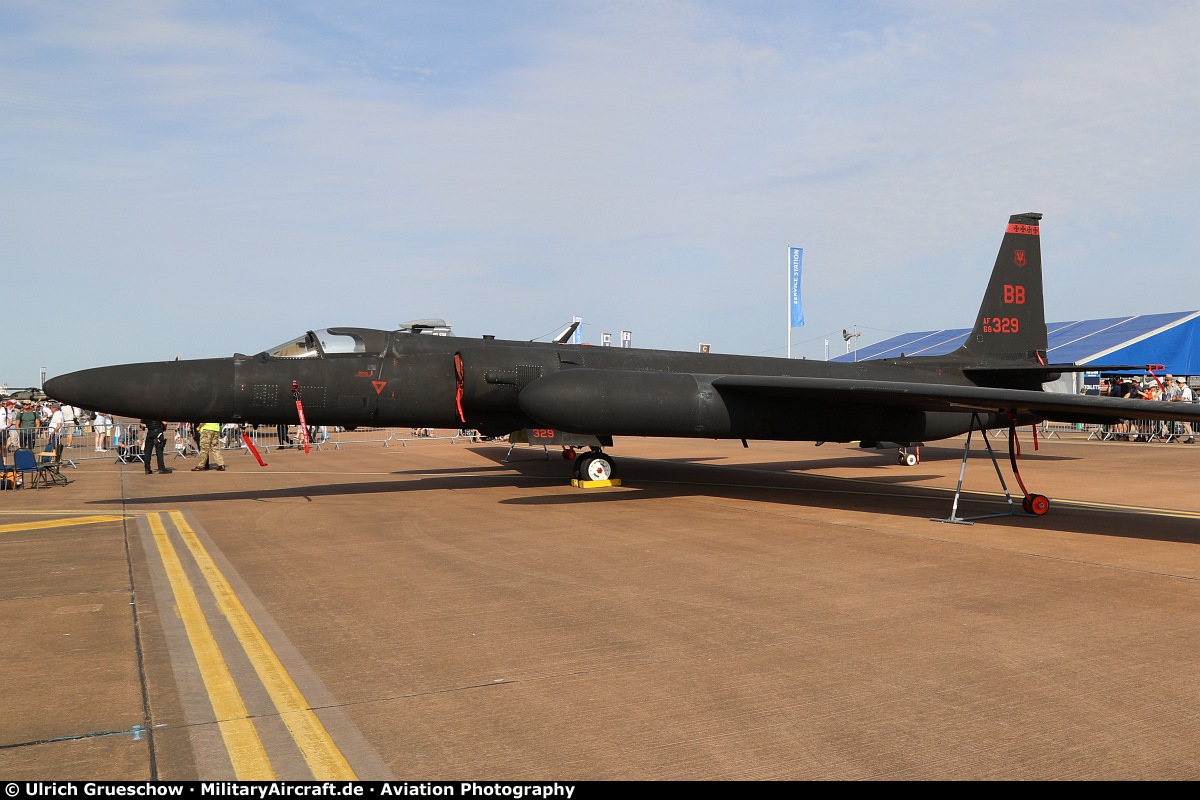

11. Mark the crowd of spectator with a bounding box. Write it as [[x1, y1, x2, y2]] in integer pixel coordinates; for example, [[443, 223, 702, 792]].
[[0, 398, 105, 453], [0, 402, 342, 467], [1096, 375, 1196, 442]]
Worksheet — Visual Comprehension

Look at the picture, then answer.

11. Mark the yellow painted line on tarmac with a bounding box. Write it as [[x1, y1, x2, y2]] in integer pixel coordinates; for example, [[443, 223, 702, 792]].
[[1048, 498, 1200, 520], [0, 515, 124, 534], [169, 510, 356, 780], [146, 513, 276, 780]]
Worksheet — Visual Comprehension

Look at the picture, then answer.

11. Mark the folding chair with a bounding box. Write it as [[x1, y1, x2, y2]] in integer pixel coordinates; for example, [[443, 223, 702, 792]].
[[0, 449, 14, 490], [36, 442, 70, 487], [13, 448, 45, 488]]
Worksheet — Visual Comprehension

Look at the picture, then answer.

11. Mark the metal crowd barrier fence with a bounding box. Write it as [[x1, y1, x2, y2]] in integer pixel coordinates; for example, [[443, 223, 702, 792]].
[[324, 426, 391, 450], [219, 424, 390, 451], [209, 425, 470, 452], [991, 410, 1198, 443], [155, 424, 473, 458], [1085, 418, 1196, 443], [392, 428, 466, 447], [0, 423, 473, 468], [153, 423, 337, 457], [1, 419, 143, 467]]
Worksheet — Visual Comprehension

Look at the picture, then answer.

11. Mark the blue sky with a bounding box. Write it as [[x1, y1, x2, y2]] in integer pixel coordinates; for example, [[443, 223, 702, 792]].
[[3, 1, 1198, 387]]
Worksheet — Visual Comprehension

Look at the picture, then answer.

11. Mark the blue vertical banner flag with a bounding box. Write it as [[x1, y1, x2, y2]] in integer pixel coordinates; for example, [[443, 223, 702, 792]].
[[789, 247, 804, 327]]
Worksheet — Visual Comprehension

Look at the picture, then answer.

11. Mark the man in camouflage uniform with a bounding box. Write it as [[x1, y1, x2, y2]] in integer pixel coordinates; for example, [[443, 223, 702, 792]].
[[191, 421, 226, 471]]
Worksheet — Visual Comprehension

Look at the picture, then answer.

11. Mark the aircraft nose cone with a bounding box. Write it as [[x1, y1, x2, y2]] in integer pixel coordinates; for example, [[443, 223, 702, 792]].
[[44, 359, 236, 421], [42, 374, 79, 405]]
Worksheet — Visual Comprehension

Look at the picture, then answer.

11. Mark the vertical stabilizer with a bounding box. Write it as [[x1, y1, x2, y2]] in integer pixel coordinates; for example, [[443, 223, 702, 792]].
[[957, 212, 1047, 364]]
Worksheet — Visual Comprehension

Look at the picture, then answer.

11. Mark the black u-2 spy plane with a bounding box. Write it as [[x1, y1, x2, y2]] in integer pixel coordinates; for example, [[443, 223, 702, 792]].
[[46, 213, 1200, 519]]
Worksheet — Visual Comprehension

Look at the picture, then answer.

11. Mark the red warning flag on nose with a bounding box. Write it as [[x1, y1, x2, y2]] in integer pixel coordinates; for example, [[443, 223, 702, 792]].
[[291, 381, 311, 455]]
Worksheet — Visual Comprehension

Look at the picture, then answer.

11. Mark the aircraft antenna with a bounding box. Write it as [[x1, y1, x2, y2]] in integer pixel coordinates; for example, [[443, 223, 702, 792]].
[[530, 321, 580, 343]]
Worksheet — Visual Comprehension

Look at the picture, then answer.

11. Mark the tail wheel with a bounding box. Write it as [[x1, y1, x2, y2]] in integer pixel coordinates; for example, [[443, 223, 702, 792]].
[[1027, 494, 1050, 516], [582, 453, 615, 482]]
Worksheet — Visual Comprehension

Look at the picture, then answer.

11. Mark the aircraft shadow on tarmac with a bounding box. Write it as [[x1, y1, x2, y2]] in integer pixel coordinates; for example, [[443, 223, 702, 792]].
[[86, 446, 1196, 544], [479, 448, 1200, 544], [492, 444, 1077, 474]]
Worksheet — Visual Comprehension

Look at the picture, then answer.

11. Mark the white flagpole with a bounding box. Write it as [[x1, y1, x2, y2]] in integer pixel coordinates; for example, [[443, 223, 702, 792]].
[[787, 246, 791, 360]]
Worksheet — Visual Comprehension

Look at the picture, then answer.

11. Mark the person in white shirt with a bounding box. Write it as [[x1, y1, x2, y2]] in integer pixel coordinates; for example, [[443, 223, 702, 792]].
[[0, 401, 11, 452], [94, 412, 113, 452], [60, 404, 79, 446], [1169, 378, 1195, 443], [46, 404, 65, 451]]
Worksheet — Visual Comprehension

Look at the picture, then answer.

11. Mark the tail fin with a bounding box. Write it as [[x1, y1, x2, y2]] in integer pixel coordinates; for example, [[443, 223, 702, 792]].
[[956, 212, 1048, 365]]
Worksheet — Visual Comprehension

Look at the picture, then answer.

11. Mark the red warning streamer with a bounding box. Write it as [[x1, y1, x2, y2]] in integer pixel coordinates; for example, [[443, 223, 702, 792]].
[[454, 353, 466, 423], [1146, 364, 1166, 394], [1005, 414, 1031, 499], [291, 381, 311, 455], [242, 432, 267, 466]]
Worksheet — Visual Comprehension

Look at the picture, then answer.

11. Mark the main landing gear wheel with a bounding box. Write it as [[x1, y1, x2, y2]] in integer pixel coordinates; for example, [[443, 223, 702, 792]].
[[1022, 494, 1050, 516], [575, 452, 616, 482]]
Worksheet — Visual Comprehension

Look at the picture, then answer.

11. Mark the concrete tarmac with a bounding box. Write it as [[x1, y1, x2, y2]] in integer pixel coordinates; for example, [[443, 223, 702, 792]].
[[1, 431, 1198, 780]]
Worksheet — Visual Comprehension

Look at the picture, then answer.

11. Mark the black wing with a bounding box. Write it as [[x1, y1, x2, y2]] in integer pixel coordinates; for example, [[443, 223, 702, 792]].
[[712, 375, 1200, 424]]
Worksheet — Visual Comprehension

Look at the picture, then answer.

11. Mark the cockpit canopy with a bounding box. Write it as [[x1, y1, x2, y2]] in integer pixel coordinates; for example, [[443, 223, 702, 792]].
[[264, 328, 390, 358]]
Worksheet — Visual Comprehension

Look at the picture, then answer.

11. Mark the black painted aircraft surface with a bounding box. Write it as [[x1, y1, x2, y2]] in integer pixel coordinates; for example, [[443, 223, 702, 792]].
[[45, 213, 1200, 512]]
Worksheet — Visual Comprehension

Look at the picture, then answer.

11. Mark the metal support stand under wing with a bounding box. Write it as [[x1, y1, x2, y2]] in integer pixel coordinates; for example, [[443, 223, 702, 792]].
[[933, 412, 1049, 525]]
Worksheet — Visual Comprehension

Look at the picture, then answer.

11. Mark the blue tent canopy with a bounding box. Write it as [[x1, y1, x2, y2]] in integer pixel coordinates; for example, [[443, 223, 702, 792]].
[[832, 311, 1200, 375]]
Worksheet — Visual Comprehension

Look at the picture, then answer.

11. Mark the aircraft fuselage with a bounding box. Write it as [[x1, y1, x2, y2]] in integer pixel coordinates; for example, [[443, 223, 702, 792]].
[[47, 329, 1003, 446]]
